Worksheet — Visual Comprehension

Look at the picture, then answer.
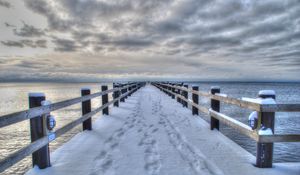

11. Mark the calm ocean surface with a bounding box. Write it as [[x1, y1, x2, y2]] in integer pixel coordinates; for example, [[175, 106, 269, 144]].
[[0, 82, 299, 174]]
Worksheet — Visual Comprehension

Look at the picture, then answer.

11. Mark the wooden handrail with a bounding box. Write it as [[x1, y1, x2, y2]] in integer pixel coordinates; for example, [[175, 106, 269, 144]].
[[161, 86, 210, 114], [259, 134, 300, 143], [0, 84, 134, 128], [160, 83, 300, 112], [209, 109, 259, 141], [162, 83, 262, 111], [153, 83, 300, 143], [0, 84, 140, 173]]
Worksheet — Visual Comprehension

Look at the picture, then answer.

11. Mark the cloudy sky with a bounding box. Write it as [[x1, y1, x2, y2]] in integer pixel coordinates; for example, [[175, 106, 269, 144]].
[[0, 0, 299, 82]]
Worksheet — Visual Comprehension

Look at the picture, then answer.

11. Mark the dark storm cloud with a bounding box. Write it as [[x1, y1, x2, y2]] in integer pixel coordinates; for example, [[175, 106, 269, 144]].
[[0, 0, 11, 8], [13, 21, 45, 37], [188, 36, 241, 47], [4, 22, 16, 28], [1, 41, 24, 48], [1, 39, 47, 48], [24, 0, 74, 31], [35, 40, 47, 48], [52, 38, 79, 52], [113, 38, 154, 47]]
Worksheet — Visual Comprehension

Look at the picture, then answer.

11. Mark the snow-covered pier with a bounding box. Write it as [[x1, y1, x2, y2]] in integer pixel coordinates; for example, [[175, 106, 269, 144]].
[[24, 85, 300, 175], [1, 83, 300, 175]]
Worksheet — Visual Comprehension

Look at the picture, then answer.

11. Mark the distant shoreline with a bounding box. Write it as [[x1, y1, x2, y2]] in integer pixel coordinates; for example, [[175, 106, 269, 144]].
[[0, 80, 300, 84]]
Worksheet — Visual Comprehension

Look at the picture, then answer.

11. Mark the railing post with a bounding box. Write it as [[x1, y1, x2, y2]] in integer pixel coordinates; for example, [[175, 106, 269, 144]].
[[134, 84, 137, 92], [192, 86, 199, 115], [171, 84, 175, 99], [178, 83, 183, 104], [168, 83, 171, 97], [165, 84, 168, 95], [210, 86, 220, 130], [29, 93, 50, 169], [166, 84, 169, 95], [176, 84, 180, 103], [125, 83, 128, 99], [256, 90, 276, 168], [132, 84, 135, 94], [128, 84, 132, 96], [81, 88, 92, 130], [120, 84, 125, 102], [113, 83, 119, 107], [183, 84, 188, 107], [101, 85, 109, 115]]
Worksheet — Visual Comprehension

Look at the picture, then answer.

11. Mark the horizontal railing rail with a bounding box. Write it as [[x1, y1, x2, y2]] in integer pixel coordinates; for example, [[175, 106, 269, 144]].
[[0, 82, 145, 173], [0, 84, 133, 128], [161, 83, 300, 112], [153, 82, 300, 168]]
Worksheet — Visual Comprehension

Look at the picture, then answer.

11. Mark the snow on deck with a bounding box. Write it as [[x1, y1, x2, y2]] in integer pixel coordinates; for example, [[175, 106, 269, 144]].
[[26, 85, 300, 175]]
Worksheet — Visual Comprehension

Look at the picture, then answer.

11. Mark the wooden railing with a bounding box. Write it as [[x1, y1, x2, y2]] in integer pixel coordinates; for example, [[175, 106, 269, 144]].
[[0, 82, 145, 173], [152, 82, 300, 168]]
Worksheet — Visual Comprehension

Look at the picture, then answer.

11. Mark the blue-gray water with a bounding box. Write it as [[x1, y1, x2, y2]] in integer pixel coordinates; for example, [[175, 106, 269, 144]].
[[0, 82, 299, 174]]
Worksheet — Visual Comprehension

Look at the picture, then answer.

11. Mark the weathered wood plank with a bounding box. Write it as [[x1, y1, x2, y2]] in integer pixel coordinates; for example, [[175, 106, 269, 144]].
[[0, 137, 49, 173], [157, 85, 210, 115], [189, 101, 210, 115], [154, 83, 259, 140], [0, 84, 136, 128], [161, 83, 300, 112], [258, 134, 300, 143], [209, 109, 259, 141], [162, 84, 262, 111], [261, 104, 300, 112], [55, 88, 133, 138]]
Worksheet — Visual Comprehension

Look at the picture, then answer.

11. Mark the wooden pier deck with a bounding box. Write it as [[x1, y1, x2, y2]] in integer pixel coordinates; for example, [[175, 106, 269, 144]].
[[25, 85, 300, 175]]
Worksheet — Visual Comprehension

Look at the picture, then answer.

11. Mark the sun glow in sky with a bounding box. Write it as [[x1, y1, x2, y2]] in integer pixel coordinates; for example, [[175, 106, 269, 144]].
[[0, 0, 300, 82]]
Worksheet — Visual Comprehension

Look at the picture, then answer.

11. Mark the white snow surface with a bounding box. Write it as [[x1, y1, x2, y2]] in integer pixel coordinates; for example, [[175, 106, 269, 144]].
[[215, 93, 228, 97], [258, 128, 273, 135], [248, 111, 258, 120], [259, 90, 276, 96], [242, 97, 276, 104], [26, 85, 300, 175], [41, 100, 51, 106], [210, 86, 220, 90], [28, 92, 45, 97]]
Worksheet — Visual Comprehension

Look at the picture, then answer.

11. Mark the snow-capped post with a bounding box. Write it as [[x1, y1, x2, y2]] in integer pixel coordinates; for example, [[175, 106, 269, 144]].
[[113, 83, 119, 107], [256, 90, 276, 168], [192, 86, 199, 115], [128, 84, 132, 96], [171, 83, 175, 99], [167, 83, 171, 96], [183, 84, 188, 108], [29, 92, 51, 169], [179, 83, 184, 104], [210, 86, 220, 130], [176, 83, 181, 103], [164, 83, 167, 95], [133, 84, 137, 93], [81, 88, 92, 130], [169, 83, 173, 97], [120, 84, 125, 102], [102, 85, 109, 115], [125, 83, 128, 99], [166, 83, 170, 96], [132, 84, 135, 94]]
